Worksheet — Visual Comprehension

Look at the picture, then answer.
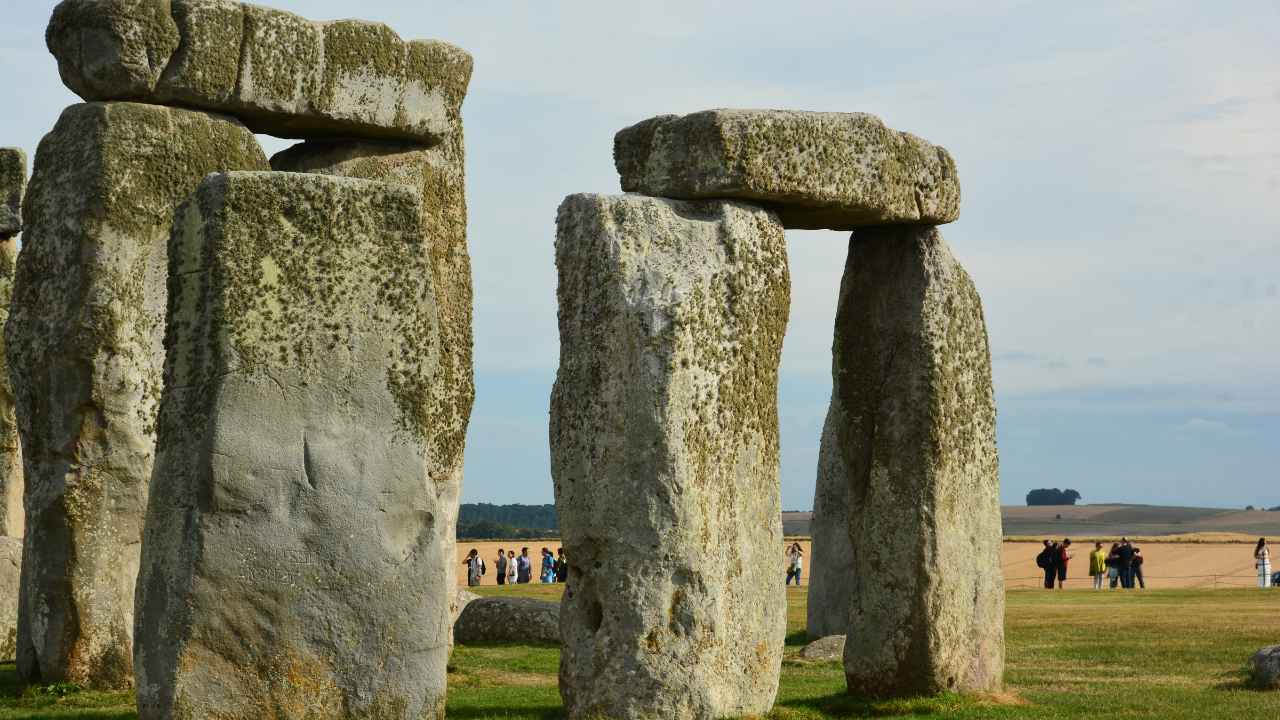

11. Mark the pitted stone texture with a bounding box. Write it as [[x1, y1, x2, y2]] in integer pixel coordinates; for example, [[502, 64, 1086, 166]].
[[615, 109, 960, 230], [806, 402, 854, 639], [552, 194, 789, 720], [0, 238, 22, 538], [0, 149, 24, 239], [454, 597, 560, 645], [830, 226, 1003, 697], [0, 538, 20, 661], [271, 135, 474, 653], [47, 0, 472, 143], [800, 635, 845, 662], [134, 171, 448, 720], [6, 102, 267, 690], [1251, 645, 1280, 690]]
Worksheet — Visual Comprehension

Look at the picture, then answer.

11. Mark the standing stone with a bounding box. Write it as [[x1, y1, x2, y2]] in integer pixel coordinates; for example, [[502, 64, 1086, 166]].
[[806, 403, 854, 639], [615, 110, 961, 230], [47, 0, 472, 143], [0, 537, 20, 661], [6, 102, 267, 689], [271, 128, 473, 652], [829, 225, 1003, 697], [0, 148, 26, 538], [135, 172, 448, 720], [551, 193, 790, 720]]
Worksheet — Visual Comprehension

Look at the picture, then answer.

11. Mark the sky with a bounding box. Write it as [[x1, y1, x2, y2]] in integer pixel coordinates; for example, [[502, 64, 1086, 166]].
[[2, 1, 1277, 510]]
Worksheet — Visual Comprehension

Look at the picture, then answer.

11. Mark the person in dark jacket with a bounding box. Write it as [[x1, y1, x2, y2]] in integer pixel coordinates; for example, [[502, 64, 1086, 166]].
[[495, 547, 507, 586], [1106, 543, 1121, 589], [1039, 540, 1058, 589], [1131, 547, 1146, 589], [1056, 539, 1073, 589], [555, 548, 568, 582], [1117, 539, 1136, 589]]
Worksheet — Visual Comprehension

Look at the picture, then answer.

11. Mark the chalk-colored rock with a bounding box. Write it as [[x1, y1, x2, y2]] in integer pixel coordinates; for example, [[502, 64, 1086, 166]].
[[1251, 645, 1280, 690], [551, 193, 790, 720], [134, 171, 448, 720], [0, 148, 25, 537], [828, 225, 1003, 697], [615, 109, 960, 230], [47, 0, 472, 143], [454, 597, 560, 645], [800, 635, 845, 662], [271, 134, 474, 654], [806, 403, 855, 639], [0, 149, 24, 239], [0, 537, 19, 661], [6, 102, 267, 690], [0, 236, 21, 539]]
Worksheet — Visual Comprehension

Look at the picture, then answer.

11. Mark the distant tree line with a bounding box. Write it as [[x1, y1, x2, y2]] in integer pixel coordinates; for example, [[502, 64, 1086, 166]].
[[456, 503, 559, 539], [1026, 488, 1082, 506]]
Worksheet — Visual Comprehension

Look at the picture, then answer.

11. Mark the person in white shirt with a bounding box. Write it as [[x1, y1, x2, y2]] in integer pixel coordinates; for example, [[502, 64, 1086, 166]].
[[506, 550, 517, 584], [1256, 538, 1272, 589]]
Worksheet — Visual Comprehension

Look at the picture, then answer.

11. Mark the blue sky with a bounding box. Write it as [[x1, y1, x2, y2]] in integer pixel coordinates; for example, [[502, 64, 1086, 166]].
[[2, 2, 1277, 509]]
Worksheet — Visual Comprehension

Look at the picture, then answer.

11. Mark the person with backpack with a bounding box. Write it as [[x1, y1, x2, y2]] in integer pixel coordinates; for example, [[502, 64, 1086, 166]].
[[1089, 542, 1108, 590], [1036, 540, 1057, 589], [462, 548, 486, 587]]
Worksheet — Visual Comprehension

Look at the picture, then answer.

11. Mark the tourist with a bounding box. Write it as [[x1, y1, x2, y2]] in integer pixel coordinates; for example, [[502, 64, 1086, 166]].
[[1089, 542, 1108, 590], [518, 547, 532, 583], [1117, 539, 1136, 589], [786, 542, 804, 586], [1037, 540, 1057, 589], [540, 547, 556, 583], [495, 547, 507, 586], [1256, 538, 1272, 589], [1106, 543, 1121, 589], [506, 550, 517, 584], [1132, 547, 1146, 589], [556, 548, 568, 582], [462, 548, 485, 587], [1055, 539, 1072, 589]]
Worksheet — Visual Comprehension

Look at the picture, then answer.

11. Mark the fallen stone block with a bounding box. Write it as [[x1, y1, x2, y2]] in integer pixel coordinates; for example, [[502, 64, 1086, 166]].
[[454, 597, 560, 645], [1252, 645, 1280, 690], [47, 0, 472, 143], [615, 109, 960, 229], [0, 148, 23, 239], [800, 635, 845, 663], [552, 193, 789, 720], [6, 101, 268, 690], [134, 171, 448, 720], [827, 225, 1003, 697]]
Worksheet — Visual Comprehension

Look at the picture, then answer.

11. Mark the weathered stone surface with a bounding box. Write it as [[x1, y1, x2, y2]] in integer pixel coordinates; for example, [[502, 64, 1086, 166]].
[[134, 171, 448, 720], [806, 404, 854, 639], [551, 193, 790, 720], [6, 102, 268, 689], [615, 109, 960, 230], [1251, 645, 1280, 690], [800, 635, 845, 662], [46, 0, 180, 102], [829, 226, 1003, 697], [454, 597, 560, 646], [0, 236, 22, 539], [0, 537, 20, 661], [271, 134, 474, 655], [0, 148, 23, 239], [47, 0, 473, 143]]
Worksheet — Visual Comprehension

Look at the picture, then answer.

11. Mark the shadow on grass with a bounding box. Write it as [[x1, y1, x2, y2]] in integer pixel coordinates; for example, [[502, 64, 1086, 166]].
[[777, 691, 950, 718], [446, 704, 563, 719], [785, 630, 810, 647]]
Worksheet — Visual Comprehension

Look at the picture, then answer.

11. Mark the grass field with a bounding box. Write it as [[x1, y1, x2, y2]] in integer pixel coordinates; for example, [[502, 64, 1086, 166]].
[[2, 585, 1276, 718]]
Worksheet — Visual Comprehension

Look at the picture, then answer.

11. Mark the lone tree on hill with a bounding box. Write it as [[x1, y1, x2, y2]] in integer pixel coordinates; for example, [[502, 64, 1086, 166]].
[[1026, 488, 1082, 506]]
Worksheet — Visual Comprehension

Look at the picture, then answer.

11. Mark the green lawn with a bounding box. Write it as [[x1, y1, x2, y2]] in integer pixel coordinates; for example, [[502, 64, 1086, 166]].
[[3, 586, 1277, 718]]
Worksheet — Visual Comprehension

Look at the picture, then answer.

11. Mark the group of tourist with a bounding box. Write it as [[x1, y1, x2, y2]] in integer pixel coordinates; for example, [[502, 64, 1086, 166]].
[[462, 546, 569, 587], [1037, 538, 1146, 589]]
